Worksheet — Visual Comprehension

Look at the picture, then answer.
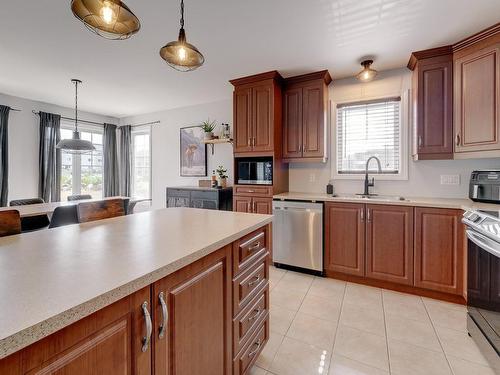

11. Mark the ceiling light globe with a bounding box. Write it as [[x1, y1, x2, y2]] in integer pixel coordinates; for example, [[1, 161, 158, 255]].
[[356, 60, 378, 82]]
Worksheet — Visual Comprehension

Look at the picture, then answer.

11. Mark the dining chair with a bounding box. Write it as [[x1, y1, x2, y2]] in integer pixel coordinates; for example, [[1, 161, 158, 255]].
[[9, 198, 50, 232], [0, 210, 21, 237], [48, 206, 79, 229], [77, 199, 126, 223], [67, 194, 92, 201]]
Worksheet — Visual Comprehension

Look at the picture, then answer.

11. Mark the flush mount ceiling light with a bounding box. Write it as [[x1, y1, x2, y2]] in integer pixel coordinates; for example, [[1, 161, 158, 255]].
[[356, 60, 378, 82], [159, 0, 205, 72], [71, 0, 140, 40], [57, 79, 96, 155]]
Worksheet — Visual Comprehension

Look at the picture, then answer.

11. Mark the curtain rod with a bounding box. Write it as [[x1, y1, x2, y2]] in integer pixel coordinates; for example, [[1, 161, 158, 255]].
[[129, 120, 160, 127], [9, 107, 22, 112], [32, 110, 115, 127]]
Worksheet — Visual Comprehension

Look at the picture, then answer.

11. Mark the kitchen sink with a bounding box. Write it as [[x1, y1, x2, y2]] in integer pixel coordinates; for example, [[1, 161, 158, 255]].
[[333, 194, 408, 202]]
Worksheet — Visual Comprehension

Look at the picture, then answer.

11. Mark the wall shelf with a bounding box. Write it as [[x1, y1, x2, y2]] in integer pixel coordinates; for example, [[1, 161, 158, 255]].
[[202, 138, 233, 155]]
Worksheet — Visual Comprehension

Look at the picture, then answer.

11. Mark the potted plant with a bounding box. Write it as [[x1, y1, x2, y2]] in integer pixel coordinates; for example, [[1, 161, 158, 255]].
[[200, 119, 217, 140], [216, 165, 228, 188]]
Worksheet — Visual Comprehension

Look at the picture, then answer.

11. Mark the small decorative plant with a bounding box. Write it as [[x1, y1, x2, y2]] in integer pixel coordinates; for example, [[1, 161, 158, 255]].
[[200, 119, 217, 140], [216, 165, 228, 188]]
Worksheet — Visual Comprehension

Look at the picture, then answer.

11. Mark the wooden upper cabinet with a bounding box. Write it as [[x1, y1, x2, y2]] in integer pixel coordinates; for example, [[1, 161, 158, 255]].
[[233, 87, 253, 153], [408, 48, 454, 160], [282, 71, 331, 162], [414, 207, 464, 295], [283, 87, 303, 158], [153, 246, 232, 375], [230, 71, 282, 155], [324, 202, 365, 277], [454, 43, 500, 154], [365, 205, 414, 285]]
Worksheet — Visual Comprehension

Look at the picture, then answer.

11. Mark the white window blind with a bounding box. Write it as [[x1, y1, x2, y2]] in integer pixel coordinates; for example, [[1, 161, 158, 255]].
[[336, 97, 401, 174]]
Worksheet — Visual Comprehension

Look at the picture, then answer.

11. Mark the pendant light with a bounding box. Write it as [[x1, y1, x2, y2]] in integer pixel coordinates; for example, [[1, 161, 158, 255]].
[[57, 80, 96, 155], [159, 0, 205, 72], [356, 60, 378, 82], [71, 0, 140, 40]]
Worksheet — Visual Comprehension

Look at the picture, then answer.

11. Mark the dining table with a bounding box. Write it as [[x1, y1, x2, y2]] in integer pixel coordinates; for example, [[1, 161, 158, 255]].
[[0, 196, 150, 217]]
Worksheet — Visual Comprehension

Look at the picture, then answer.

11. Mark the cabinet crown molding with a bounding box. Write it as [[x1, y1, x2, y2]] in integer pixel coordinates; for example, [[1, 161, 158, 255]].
[[453, 22, 500, 52], [229, 70, 283, 86], [407, 46, 453, 70], [283, 70, 332, 86]]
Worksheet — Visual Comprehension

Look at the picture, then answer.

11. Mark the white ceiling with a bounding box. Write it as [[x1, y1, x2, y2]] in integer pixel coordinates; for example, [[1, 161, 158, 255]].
[[0, 0, 499, 118]]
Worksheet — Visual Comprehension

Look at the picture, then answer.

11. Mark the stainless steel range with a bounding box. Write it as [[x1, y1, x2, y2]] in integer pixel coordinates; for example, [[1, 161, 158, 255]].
[[463, 209, 500, 368]]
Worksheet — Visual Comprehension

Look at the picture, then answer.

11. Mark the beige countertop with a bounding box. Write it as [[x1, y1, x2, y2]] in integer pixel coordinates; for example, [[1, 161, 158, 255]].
[[273, 192, 500, 211], [0, 208, 272, 359]]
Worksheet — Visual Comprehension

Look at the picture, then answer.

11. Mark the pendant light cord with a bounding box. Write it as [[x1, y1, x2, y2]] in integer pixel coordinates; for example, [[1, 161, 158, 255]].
[[180, 0, 184, 28], [74, 80, 79, 132]]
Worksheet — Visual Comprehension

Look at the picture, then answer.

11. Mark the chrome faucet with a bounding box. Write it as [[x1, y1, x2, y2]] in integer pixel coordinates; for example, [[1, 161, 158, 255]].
[[360, 156, 382, 196]]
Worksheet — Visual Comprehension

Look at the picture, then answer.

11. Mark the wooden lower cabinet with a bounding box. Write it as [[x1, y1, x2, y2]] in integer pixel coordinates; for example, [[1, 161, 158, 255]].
[[0, 225, 271, 375], [324, 202, 365, 276], [366, 205, 414, 285], [233, 196, 272, 215], [414, 207, 464, 295], [234, 196, 252, 213]]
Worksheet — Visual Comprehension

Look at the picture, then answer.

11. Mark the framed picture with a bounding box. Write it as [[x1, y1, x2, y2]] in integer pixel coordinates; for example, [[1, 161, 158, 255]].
[[180, 126, 207, 177]]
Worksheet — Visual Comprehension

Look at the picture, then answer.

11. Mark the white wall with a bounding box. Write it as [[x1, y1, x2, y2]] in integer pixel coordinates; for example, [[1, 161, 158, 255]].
[[0, 92, 117, 202], [289, 68, 500, 198], [120, 100, 233, 209]]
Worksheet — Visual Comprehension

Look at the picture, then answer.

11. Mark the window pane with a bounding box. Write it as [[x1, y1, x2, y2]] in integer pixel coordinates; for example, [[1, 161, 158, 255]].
[[132, 133, 151, 199], [337, 99, 401, 174]]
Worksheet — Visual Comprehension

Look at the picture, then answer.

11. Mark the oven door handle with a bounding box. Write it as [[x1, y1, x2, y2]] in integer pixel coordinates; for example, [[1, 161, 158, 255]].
[[466, 230, 500, 258]]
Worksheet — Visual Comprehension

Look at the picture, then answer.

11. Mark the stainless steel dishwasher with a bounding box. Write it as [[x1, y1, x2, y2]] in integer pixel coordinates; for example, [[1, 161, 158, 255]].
[[272, 200, 323, 274]]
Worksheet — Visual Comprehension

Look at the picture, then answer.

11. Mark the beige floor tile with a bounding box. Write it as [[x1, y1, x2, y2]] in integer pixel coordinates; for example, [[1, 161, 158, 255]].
[[422, 297, 466, 312], [273, 271, 314, 293], [270, 337, 331, 375], [382, 290, 429, 322], [308, 277, 346, 298], [270, 266, 287, 282], [388, 340, 451, 375], [447, 356, 499, 375], [286, 312, 337, 349], [425, 301, 467, 332], [339, 303, 385, 337], [328, 355, 389, 375], [344, 283, 383, 311], [270, 289, 306, 311], [436, 326, 493, 367], [333, 325, 389, 372], [256, 331, 284, 370], [299, 294, 342, 322], [385, 313, 441, 351], [249, 365, 269, 375], [270, 305, 296, 335]]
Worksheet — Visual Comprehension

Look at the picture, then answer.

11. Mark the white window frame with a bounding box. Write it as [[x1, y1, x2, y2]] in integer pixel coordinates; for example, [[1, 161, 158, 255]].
[[131, 126, 152, 199], [331, 90, 409, 181], [60, 121, 104, 196]]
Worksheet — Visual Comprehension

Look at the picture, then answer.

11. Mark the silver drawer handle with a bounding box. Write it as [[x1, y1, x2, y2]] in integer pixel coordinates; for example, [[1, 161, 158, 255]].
[[248, 307, 262, 322], [248, 242, 261, 252], [247, 190, 255, 193], [141, 302, 152, 352], [248, 339, 262, 358], [158, 291, 168, 339], [248, 275, 261, 287]]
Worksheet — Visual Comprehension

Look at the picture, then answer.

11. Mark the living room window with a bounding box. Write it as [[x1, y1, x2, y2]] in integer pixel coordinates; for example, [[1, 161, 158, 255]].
[[131, 128, 151, 199]]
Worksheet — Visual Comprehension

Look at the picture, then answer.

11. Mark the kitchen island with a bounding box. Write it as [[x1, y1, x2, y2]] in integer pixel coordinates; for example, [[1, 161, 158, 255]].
[[0, 207, 272, 375]]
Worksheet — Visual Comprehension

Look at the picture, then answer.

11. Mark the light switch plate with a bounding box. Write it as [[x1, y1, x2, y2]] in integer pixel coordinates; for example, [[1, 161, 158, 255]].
[[440, 174, 460, 185]]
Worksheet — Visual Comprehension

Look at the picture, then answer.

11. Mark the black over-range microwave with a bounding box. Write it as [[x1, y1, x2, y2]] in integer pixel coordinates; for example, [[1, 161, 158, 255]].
[[236, 157, 273, 185]]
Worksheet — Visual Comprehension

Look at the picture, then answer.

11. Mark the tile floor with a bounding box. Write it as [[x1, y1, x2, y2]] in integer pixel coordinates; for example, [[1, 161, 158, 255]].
[[250, 266, 500, 375]]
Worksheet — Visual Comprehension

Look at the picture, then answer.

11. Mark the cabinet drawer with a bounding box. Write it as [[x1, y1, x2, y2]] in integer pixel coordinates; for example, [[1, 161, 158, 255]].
[[233, 252, 269, 315], [233, 228, 267, 275], [233, 286, 269, 355], [166, 188, 190, 198], [233, 318, 269, 375], [234, 185, 273, 197]]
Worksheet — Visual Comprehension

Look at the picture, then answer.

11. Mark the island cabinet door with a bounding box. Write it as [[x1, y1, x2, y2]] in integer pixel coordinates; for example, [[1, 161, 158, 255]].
[[324, 202, 365, 277], [365, 205, 414, 285], [153, 245, 232, 375], [1, 287, 152, 375]]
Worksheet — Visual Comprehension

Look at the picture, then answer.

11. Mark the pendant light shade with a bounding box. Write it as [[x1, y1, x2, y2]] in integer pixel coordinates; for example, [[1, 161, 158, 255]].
[[71, 0, 140, 40], [356, 60, 378, 82], [160, 0, 204, 72], [57, 80, 96, 155]]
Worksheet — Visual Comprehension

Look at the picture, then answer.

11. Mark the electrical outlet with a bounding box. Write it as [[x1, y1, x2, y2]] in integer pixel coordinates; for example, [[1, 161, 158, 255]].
[[309, 173, 316, 183], [440, 174, 460, 185]]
